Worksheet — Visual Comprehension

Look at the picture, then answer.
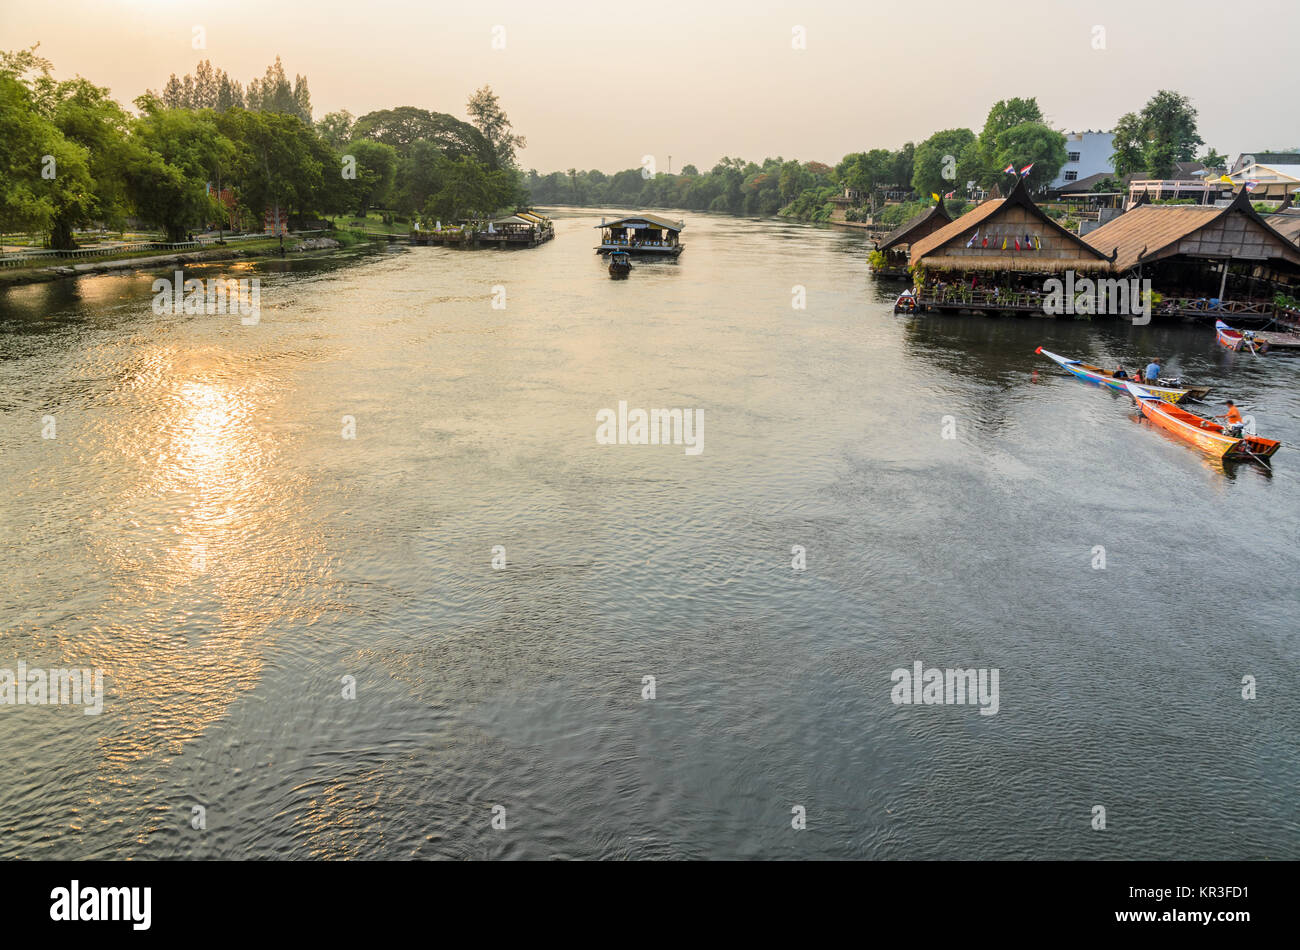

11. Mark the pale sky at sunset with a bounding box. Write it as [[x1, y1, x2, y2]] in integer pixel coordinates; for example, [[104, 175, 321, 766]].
[[4, 0, 1297, 172]]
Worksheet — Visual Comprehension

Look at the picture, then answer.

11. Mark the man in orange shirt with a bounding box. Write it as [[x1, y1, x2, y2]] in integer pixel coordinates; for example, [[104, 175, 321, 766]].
[[1217, 400, 1245, 434]]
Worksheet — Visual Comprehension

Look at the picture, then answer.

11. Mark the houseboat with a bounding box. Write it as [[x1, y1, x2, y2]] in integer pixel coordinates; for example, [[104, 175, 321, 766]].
[[595, 214, 684, 257]]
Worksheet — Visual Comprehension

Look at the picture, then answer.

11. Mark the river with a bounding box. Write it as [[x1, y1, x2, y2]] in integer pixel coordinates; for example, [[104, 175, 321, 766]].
[[1, 208, 1296, 859]]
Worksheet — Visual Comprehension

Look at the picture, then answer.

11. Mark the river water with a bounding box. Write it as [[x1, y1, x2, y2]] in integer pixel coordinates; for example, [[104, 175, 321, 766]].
[[1, 209, 1296, 859]]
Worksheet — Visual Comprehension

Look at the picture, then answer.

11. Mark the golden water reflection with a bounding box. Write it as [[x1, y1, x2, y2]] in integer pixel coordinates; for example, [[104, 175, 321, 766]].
[[83, 345, 333, 783]]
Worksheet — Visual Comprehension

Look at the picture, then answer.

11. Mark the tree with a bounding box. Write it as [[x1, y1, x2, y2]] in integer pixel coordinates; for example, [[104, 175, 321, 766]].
[[466, 85, 526, 169], [973, 98, 1044, 187], [317, 110, 355, 151], [353, 106, 493, 164], [992, 122, 1067, 193], [46, 77, 139, 247], [1110, 111, 1147, 179], [912, 128, 975, 199], [424, 156, 518, 221], [1110, 90, 1203, 178], [217, 108, 334, 225], [245, 57, 310, 122], [394, 140, 449, 215], [341, 139, 398, 215], [1198, 147, 1227, 169], [128, 108, 230, 241]]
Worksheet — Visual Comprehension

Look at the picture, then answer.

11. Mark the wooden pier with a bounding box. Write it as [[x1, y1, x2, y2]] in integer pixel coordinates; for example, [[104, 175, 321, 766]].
[[409, 211, 554, 250]]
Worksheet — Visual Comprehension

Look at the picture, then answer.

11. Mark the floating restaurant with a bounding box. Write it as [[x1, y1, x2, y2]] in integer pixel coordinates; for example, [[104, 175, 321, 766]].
[[906, 176, 1114, 313], [411, 210, 554, 249], [890, 174, 1300, 324], [594, 214, 685, 257], [1083, 187, 1300, 320], [869, 200, 952, 279]]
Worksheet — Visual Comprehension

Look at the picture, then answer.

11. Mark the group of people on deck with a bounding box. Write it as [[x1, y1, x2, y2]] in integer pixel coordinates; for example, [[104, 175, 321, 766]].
[[1111, 359, 1164, 383]]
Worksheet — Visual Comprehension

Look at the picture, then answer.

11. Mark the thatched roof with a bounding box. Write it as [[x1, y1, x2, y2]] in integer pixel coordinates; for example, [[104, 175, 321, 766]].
[[1085, 187, 1300, 270], [909, 176, 1110, 271], [1266, 211, 1300, 245], [876, 200, 952, 253]]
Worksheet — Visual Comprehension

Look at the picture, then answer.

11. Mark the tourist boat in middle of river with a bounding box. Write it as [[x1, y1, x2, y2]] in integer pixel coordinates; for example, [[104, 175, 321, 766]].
[[1036, 347, 1210, 403]]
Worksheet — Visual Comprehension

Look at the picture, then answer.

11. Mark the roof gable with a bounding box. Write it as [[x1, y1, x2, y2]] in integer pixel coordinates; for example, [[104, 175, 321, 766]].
[[909, 176, 1109, 268], [876, 200, 952, 253], [1085, 187, 1300, 269]]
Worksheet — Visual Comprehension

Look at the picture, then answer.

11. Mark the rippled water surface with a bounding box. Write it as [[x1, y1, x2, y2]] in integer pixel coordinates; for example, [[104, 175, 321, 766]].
[[1, 210, 1297, 859]]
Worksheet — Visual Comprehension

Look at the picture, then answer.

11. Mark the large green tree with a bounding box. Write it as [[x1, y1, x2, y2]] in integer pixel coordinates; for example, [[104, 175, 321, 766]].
[[128, 106, 231, 241], [912, 128, 975, 199], [1111, 90, 1203, 178], [466, 85, 526, 169], [341, 139, 398, 215], [992, 122, 1067, 193]]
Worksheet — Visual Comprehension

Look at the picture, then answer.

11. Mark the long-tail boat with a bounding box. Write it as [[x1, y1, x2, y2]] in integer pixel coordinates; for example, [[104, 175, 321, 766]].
[[608, 251, 632, 278], [1036, 347, 1209, 403], [1215, 319, 1268, 354], [1125, 382, 1280, 463]]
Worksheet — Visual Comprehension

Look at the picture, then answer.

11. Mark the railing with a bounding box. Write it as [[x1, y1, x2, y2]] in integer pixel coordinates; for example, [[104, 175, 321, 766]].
[[1155, 298, 1276, 317], [0, 232, 277, 267], [917, 287, 1050, 311]]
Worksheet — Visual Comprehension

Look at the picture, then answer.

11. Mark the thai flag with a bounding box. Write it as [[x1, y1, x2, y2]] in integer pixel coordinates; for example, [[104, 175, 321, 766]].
[[1003, 163, 1016, 174], [1019, 163, 1034, 177], [1245, 180, 1258, 192], [967, 230, 979, 248]]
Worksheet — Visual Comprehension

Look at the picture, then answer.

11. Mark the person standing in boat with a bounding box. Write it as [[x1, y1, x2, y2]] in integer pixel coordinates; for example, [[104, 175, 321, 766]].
[[1144, 358, 1161, 383]]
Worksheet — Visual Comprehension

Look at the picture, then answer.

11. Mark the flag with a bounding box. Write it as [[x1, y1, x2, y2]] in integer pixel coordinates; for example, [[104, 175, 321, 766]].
[[982, 235, 989, 248], [1219, 174, 1234, 184], [932, 192, 940, 202], [1001, 237, 1007, 250], [1014, 238, 1021, 251], [1245, 180, 1258, 192], [1019, 163, 1034, 177], [966, 230, 979, 248], [1003, 163, 1016, 174], [944, 191, 955, 199], [1033, 235, 1041, 250]]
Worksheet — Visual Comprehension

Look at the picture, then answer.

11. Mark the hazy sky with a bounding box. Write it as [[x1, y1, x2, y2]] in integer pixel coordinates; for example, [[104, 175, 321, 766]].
[[4, 0, 1298, 172]]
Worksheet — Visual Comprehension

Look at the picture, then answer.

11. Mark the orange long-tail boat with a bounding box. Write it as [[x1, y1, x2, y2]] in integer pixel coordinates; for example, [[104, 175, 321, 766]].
[[1125, 382, 1280, 463]]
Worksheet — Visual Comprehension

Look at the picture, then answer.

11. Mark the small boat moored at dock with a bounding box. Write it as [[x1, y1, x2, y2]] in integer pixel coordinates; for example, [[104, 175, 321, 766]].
[[1036, 347, 1209, 403], [1215, 319, 1268, 354], [608, 251, 632, 278], [893, 289, 917, 315], [1125, 382, 1280, 463]]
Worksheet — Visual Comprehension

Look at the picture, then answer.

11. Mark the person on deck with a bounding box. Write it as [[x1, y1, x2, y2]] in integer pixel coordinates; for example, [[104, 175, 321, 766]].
[[1216, 401, 1245, 433], [1144, 359, 1161, 383]]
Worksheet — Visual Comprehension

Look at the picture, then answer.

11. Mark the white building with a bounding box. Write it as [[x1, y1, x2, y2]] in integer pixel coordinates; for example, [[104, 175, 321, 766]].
[[1049, 131, 1116, 190]]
